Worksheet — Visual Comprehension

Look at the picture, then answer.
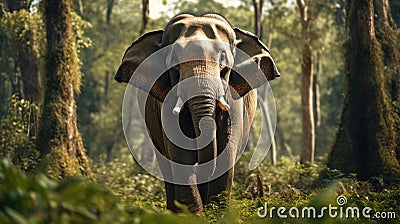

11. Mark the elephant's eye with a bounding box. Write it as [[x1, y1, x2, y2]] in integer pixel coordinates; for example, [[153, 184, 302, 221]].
[[220, 51, 227, 67]]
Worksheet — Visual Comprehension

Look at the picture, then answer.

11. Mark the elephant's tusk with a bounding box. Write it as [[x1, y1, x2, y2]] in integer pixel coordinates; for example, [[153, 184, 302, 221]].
[[217, 79, 230, 111], [173, 96, 184, 115], [218, 96, 230, 111]]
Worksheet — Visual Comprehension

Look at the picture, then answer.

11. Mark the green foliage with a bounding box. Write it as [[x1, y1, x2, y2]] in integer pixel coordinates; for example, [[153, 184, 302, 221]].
[[174, 0, 226, 15], [90, 153, 400, 223], [0, 159, 204, 224], [1, 153, 399, 223], [172, 0, 253, 30], [0, 9, 44, 105], [0, 160, 130, 223], [0, 95, 39, 172], [76, 0, 143, 158], [0, 6, 93, 108], [0, 9, 44, 61], [92, 148, 165, 208], [268, 1, 345, 157], [71, 12, 93, 51]]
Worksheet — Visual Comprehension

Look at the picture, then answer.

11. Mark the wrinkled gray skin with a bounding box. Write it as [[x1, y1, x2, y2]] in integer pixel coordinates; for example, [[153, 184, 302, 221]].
[[115, 14, 279, 214]]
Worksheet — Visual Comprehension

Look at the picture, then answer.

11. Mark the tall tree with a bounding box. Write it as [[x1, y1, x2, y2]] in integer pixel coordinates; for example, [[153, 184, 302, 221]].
[[297, 0, 315, 164], [328, 0, 400, 181], [37, 0, 92, 179]]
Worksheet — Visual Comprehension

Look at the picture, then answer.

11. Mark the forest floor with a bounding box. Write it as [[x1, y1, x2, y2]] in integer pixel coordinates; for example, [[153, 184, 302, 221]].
[[1, 148, 399, 223], [92, 148, 400, 223]]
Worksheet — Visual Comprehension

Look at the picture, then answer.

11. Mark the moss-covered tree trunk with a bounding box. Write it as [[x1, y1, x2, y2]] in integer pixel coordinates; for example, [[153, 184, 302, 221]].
[[373, 0, 400, 162], [328, 0, 400, 182], [37, 0, 93, 179]]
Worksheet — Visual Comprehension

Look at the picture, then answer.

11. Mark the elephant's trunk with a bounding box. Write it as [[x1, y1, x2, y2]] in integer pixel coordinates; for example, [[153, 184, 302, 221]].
[[177, 61, 222, 177], [188, 95, 217, 177]]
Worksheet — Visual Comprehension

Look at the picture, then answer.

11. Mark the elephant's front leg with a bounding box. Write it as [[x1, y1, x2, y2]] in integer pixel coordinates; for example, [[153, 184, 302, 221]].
[[154, 151, 176, 211], [163, 136, 204, 214], [206, 144, 238, 202], [207, 99, 244, 202]]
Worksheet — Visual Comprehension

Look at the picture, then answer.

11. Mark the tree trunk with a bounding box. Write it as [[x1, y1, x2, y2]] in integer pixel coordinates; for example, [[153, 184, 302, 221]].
[[297, 0, 315, 164], [104, 71, 110, 104], [266, 1, 274, 48], [313, 52, 321, 127], [106, 0, 115, 25], [18, 39, 42, 105], [328, 0, 400, 182], [252, 0, 264, 40], [300, 43, 315, 164], [373, 0, 400, 162], [37, 0, 93, 179], [141, 0, 149, 34]]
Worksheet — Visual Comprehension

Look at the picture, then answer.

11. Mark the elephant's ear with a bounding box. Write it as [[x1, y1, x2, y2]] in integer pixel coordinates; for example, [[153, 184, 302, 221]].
[[115, 30, 171, 102], [230, 28, 280, 99]]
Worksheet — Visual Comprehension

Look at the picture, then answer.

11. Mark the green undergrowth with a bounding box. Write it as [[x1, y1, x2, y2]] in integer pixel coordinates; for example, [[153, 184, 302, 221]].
[[0, 150, 399, 223]]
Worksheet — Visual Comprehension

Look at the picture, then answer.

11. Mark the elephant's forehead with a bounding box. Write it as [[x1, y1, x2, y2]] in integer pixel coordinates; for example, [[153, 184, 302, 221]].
[[164, 17, 235, 45]]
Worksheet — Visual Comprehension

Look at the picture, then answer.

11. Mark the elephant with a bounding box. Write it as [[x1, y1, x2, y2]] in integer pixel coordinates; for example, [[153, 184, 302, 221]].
[[114, 13, 280, 214]]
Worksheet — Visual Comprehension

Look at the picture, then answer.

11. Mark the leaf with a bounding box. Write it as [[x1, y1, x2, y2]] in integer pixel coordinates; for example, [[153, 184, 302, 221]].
[[4, 207, 29, 224]]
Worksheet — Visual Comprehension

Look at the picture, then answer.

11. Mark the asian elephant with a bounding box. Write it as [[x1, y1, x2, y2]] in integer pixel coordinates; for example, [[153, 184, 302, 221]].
[[114, 13, 280, 214]]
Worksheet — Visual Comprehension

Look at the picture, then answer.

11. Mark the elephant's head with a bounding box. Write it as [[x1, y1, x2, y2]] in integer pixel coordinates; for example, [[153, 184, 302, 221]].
[[115, 13, 279, 174]]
